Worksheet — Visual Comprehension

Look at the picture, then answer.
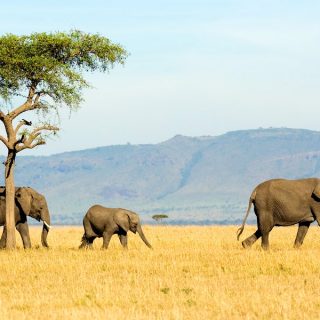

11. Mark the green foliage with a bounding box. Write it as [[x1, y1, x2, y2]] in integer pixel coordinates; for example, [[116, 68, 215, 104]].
[[0, 30, 128, 109]]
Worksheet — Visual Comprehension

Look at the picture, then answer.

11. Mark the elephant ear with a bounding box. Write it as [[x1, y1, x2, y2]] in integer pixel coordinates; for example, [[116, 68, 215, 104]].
[[114, 210, 130, 232], [127, 211, 139, 225], [16, 188, 32, 215]]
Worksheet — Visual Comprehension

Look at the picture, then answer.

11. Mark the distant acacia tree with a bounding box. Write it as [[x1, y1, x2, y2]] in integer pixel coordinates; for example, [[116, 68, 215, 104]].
[[152, 214, 169, 223], [0, 30, 128, 249]]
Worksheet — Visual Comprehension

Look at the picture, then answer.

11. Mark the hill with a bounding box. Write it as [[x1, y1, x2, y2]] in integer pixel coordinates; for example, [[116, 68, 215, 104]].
[[4, 127, 320, 224]]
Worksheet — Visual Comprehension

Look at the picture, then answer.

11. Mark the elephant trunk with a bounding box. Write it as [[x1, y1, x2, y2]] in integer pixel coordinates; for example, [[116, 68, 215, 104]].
[[40, 210, 51, 248], [137, 224, 152, 249]]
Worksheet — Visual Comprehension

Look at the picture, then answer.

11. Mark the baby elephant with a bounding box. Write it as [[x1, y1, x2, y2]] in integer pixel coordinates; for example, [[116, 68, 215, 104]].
[[79, 205, 152, 249]]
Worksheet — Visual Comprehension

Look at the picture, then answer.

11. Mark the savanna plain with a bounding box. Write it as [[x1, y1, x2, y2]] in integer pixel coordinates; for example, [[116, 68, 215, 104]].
[[1, 225, 320, 319]]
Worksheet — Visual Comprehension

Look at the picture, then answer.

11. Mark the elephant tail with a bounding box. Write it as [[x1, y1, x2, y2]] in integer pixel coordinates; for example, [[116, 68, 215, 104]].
[[79, 234, 89, 249], [237, 190, 256, 241], [79, 215, 94, 249]]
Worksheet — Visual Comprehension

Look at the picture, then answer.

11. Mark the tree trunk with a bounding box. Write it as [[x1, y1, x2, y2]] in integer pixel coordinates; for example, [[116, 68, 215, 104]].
[[5, 150, 16, 249]]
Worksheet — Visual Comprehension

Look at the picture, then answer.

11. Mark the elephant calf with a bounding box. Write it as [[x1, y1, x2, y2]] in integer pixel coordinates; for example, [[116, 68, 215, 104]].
[[79, 205, 152, 249]]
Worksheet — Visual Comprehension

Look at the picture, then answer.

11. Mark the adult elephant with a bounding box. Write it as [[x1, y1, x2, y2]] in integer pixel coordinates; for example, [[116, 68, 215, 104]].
[[237, 178, 320, 250], [79, 205, 152, 249], [0, 186, 51, 248]]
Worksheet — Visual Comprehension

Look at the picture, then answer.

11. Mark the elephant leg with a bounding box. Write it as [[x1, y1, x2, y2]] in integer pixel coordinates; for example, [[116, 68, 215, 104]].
[[260, 225, 273, 250], [79, 234, 96, 249], [102, 231, 113, 249], [294, 221, 311, 248], [118, 234, 128, 249], [79, 216, 99, 249], [242, 230, 262, 248], [16, 222, 31, 249], [261, 232, 271, 250], [258, 213, 273, 250], [86, 237, 95, 249], [0, 226, 7, 249]]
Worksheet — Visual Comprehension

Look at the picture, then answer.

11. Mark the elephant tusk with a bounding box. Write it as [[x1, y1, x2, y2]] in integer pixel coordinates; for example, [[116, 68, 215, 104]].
[[43, 221, 51, 229]]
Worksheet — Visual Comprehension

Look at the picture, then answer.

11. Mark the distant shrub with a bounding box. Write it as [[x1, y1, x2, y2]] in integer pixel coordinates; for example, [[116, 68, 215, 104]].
[[152, 214, 169, 223]]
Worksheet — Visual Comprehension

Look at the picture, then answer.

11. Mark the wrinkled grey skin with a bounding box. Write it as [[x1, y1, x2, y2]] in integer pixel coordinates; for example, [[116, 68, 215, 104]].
[[237, 178, 320, 250], [79, 205, 152, 249], [0, 187, 51, 249]]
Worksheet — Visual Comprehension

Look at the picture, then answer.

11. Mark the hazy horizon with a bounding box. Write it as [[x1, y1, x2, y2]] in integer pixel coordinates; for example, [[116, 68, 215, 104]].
[[0, 126, 316, 157]]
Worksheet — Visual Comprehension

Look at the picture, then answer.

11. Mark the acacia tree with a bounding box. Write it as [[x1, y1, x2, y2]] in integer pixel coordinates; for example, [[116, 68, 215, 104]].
[[0, 30, 127, 249], [152, 214, 169, 223]]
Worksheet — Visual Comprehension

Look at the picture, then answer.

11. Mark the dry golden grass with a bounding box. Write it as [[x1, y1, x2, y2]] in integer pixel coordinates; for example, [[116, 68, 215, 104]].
[[1, 225, 320, 319]]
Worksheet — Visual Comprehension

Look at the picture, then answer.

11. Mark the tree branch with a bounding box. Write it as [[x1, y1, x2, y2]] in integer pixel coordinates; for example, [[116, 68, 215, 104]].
[[13, 134, 25, 148], [0, 135, 9, 148], [29, 140, 46, 149], [14, 119, 32, 135], [15, 125, 59, 152], [0, 114, 15, 142], [8, 87, 42, 120], [16, 138, 45, 152], [30, 125, 59, 136]]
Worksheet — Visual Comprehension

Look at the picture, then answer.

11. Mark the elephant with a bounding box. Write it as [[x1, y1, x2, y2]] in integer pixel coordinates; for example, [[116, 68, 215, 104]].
[[79, 205, 152, 249], [0, 186, 51, 249], [237, 178, 320, 250]]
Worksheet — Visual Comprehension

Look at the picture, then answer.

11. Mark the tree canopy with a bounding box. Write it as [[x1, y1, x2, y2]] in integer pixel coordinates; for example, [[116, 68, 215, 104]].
[[0, 30, 127, 113], [152, 214, 169, 222]]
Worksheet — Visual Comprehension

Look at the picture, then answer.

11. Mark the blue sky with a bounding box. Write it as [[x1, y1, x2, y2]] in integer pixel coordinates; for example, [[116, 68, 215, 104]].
[[0, 1, 320, 154]]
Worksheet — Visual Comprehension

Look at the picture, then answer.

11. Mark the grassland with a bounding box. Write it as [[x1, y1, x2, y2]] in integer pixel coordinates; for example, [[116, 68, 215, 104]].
[[1, 225, 320, 319]]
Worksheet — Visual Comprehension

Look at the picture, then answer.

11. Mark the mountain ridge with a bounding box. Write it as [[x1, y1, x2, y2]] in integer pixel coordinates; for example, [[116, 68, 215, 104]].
[[2, 127, 320, 225]]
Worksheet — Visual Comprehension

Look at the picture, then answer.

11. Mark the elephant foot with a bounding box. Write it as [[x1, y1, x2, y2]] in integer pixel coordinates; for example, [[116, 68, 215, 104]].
[[79, 245, 90, 250], [242, 239, 253, 249], [79, 242, 88, 249], [294, 242, 302, 249], [79, 242, 93, 250], [79, 236, 91, 249]]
